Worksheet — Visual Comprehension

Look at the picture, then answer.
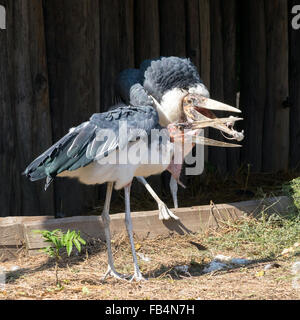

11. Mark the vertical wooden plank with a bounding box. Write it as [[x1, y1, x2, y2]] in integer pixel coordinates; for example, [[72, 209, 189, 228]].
[[1, 0, 54, 216], [134, 0, 162, 196], [199, 0, 211, 89], [44, 0, 100, 216], [263, 0, 289, 172], [199, 0, 211, 167], [0, 0, 22, 216], [159, 0, 187, 193], [134, 0, 160, 66], [289, 0, 300, 168], [208, 0, 227, 174], [100, 0, 134, 110], [222, 0, 239, 173], [186, 0, 200, 70], [99, 0, 134, 201], [239, 0, 266, 173], [159, 0, 186, 57]]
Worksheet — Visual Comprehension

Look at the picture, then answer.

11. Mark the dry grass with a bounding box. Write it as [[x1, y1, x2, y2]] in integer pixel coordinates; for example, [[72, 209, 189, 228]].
[[0, 225, 299, 300], [1, 171, 299, 300]]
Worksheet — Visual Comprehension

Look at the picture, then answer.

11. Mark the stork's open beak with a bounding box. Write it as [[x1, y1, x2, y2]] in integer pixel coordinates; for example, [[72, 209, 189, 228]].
[[194, 96, 241, 114], [183, 93, 244, 142]]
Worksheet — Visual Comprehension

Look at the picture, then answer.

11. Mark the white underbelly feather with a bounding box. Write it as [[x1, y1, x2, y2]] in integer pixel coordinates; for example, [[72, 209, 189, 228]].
[[57, 139, 174, 190]]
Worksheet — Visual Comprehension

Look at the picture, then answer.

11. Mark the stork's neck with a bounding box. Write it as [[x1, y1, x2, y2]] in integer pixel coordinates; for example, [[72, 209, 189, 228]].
[[157, 88, 187, 126]]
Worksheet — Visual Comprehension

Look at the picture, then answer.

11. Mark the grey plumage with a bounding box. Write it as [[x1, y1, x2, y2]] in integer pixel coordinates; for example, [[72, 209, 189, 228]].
[[116, 56, 204, 106], [115, 69, 151, 106], [24, 105, 160, 190], [143, 57, 202, 101]]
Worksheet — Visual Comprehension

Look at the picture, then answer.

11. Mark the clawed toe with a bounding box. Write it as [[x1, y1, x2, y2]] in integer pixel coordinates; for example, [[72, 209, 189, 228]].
[[102, 268, 147, 282], [158, 203, 180, 220], [129, 273, 147, 282], [102, 267, 129, 282]]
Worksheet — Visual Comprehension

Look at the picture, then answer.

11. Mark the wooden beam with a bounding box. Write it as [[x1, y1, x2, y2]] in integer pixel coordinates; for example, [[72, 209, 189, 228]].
[[19, 196, 292, 255]]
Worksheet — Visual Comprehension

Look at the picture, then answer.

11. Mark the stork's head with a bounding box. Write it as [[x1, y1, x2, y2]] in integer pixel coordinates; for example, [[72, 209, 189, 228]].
[[142, 56, 244, 142], [181, 93, 244, 142]]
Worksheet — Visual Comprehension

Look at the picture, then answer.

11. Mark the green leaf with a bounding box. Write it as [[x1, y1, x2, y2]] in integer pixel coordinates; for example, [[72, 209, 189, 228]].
[[73, 239, 81, 252], [78, 237, 86, 245], [66, 241, 73, 256]]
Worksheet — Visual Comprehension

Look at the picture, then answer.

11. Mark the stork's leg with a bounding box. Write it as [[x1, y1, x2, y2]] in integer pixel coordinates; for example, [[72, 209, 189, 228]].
[[124, 183, 146, 282], [136, 176, 179, 220], [169, 176, 179, 209], [101, 182, 127, 281]]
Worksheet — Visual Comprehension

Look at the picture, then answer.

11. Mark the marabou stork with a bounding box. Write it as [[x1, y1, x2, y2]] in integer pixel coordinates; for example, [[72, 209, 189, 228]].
[[24, 56, 244, 281], [115, 56, 244, 216]]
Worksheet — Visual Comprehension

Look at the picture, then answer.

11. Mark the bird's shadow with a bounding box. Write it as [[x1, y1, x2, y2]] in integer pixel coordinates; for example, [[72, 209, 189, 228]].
[[162, 219, 194, 235], [144, 257, 279, 281]]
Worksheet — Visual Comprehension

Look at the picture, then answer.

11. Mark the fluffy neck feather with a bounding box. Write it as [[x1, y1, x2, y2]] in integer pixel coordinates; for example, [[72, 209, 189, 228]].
[[157, 88, 187, 126]]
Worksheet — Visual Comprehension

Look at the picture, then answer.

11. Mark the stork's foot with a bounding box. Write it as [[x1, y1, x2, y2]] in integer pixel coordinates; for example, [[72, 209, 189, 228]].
[[129, 271, 147, 282], [158, 202, 179, 220], [102, 266, 128, 282]]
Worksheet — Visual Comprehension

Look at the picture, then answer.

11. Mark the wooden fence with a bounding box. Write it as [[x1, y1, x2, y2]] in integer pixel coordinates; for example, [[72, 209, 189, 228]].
[[0, 0, 299, 217]]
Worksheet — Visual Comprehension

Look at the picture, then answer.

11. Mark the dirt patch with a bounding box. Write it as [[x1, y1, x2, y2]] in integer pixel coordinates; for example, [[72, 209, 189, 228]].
[[0, 232, 299, 300]]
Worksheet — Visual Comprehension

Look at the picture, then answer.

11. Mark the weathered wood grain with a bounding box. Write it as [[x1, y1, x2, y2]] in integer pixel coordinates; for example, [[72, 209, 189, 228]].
[[239, 0, 267, 173], [1, 0, 54, 216], [43, 0, 100, 217], [100, 0, 134, 110], [134, 0, 160, 66], [22, 196, 292, 252], [0, 223, 24, 246], [222, 0, 239, 173], [262, 0, 289, 172], [199, 0, 211, 90], [0, 0, 22, 216], [0, 216, 52, 226], [289, 0, 300, 168], [159, 0, 186, 57], [208, 0, 227, 173], [198, 0, 211, 166], [186, 0, 201, 70]]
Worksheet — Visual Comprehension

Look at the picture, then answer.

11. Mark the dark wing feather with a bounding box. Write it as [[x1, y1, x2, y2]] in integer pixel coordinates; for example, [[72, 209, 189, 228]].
[[24, 106, 160, 190]]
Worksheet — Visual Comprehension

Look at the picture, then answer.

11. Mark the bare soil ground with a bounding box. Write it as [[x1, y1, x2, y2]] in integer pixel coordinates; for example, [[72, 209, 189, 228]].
[[1, 172, 299, 300], [0, 232, 299, 300]]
